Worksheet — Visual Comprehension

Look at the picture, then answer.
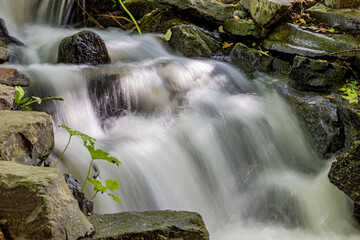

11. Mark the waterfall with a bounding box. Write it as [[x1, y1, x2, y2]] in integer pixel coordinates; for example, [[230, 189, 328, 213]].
[[1, 1, 360, 239]]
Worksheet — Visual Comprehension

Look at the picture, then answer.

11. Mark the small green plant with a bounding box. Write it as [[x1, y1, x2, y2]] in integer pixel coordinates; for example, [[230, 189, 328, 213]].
[[339, 81, 360, 104], [112, 0, 142, 35], [13, 86, 64, 111], [56, 125, 121, 204]]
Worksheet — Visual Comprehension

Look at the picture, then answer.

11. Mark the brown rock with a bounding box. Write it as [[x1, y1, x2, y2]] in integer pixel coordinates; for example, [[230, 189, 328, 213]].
[[0, 111, 54, 166], [0, 47, 7, 64], [0, 85, 15, 110], [0, 66, 30, 87], [0, 161, 94, 240]]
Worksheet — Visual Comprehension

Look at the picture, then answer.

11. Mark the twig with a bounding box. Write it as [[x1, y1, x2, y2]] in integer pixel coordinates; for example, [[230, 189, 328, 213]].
[[74, 0, 106, 30]]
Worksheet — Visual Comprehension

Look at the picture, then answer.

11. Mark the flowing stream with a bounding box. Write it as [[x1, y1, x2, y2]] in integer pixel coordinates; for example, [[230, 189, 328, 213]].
[[1, 1, 360, 239]]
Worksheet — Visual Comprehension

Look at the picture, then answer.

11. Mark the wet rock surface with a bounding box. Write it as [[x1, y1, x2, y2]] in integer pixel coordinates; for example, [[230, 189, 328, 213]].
[[325, 0, 360, 8], [58, 30, 111, 65], [0, 111, 54, 165], [88, 210, 209, 240], [0, 161, 93, 240], [0, 66, 30, 87], [64, 174, 93, 216], [0, 85, 15, 110], [289, 56, 348, 92], [223, 18, 268, 38]]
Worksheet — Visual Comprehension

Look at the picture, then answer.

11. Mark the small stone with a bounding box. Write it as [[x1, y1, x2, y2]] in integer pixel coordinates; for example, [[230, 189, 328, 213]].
[[0, 66, 30, 86], [0, 111, 54, 166], [0, 47, 8, 64], [0, 85, 15, 110]]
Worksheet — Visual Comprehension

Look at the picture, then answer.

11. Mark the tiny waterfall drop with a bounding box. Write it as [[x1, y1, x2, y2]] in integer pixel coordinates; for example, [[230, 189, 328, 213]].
[[1, 1, 360, 239]]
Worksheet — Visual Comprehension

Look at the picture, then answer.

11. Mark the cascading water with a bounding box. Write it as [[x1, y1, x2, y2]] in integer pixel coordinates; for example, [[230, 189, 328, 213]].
[[1, 1, 360, 239]]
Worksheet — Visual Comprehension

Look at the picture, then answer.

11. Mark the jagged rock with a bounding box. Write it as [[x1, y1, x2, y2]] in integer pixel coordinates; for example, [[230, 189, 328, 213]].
[[325, 0, 360, 8], [88, 211, 209, 240], [329, 140, 360, 205], [273, 79, 344, 157], [307, 4, 360, 35], [139, 9, 190, 33], [58, 30, 110, 65], [240, 0, 293, 26], [166, 24, 221, 57], [0, 85, 15, 110], [223, 18, 268, 38], [0, 47, 8, 64], [0, 111, 54, 166], [64, 174, 93, 216], [289, 56, 348, 92], [154, 0, 243, 23], [262, 23, 360, 59], [0, 161, 94, 240], [228, 43, 289, 74], [0, 66, 30, 87], [0, 18, 24, 46]]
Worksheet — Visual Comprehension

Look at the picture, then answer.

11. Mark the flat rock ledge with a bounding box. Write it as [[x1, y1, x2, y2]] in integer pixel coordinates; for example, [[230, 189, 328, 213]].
[[88, 210, 210, 240], [0, 111, 54, 166], [0, 161, 94, 240]]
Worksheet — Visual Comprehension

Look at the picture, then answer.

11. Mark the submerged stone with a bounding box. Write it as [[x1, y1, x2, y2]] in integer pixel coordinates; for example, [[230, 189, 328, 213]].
[[0, 161, 94, 239], [89, 210, 209, 240], [289, 56, 348, 92], [0, 85, 15, 110], [0, 111, 54, 166], [0, 66, 30, 87], [307, 4, 360, 34], [167, 24, 221, 57], [58, 30, 110, 65], [262, 23, 360, 59], [223, 18, 268, 38]]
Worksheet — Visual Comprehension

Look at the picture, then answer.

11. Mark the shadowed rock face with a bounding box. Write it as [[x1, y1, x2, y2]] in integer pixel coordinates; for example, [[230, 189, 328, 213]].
[[325, 0, 360, 8], [0, 111, 54, 166], [0, 66, 30, 87], [0, 161, 94, 240], [88, 210, 209, 240], [58, 30, 111, 65]]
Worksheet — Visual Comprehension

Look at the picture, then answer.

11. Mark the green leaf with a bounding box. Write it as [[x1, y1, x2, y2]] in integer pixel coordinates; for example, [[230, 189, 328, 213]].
[[327, 28, 335, 33], [14, 86, 25, 105], [339, 88, 346, 92], [162, 29, 172, 42], [58, 125, 96, 146], [32, 96, 42, 104], [107, 193, 121, 204], [85, 144, 121, 166], [105, 179, 120, 191], [87, 177, 108, 192]]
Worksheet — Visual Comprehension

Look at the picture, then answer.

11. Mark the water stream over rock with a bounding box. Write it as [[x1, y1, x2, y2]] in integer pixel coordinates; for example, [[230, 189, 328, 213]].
[[1, 1, 359, 239]]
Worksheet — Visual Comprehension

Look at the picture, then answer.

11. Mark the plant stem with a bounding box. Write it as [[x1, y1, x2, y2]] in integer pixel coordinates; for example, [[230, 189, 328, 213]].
[[53, 135, 72, 167], [118, 0, 142, 35], [90, 191, 98, 200], [82, 158, 95, 192]]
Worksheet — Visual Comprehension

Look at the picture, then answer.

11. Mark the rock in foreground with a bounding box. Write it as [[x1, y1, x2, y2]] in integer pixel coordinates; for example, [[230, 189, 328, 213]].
[[0, 111, 54, 165], [58, 30, 110, 65], [89, 210, 209, 240], [0, 161, 93, 240]]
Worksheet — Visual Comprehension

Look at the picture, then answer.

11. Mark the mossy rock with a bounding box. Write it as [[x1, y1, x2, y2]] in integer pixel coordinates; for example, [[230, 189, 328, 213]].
[[223, 18, 268, 38]]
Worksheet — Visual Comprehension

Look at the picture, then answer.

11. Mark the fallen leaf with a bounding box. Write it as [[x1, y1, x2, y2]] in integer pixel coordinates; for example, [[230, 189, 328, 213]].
[[222, 42, 233, 49]]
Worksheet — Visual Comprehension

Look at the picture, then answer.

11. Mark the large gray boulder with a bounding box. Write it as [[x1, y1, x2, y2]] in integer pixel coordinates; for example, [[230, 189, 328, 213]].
[[289, 56, 348, 92], [166, 24, 221, 58], [154, 0, 243, 23], [0, 111, 54, 166], [0, 66, 30, 87], [0, 85, 15, 110], [58, 30, 110, 65], [88, 210, 209, 240], [0, 161, 94, 240], [307, 4, 360, 35]]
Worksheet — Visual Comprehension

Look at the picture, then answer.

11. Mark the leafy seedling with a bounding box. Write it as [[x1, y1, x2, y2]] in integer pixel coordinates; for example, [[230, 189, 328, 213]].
[[88, 178, 121, 203], [339, 81, 360, 104]]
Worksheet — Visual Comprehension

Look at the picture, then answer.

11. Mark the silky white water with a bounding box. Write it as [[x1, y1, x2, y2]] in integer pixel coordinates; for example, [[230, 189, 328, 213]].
[[1, 1, 360, 239]]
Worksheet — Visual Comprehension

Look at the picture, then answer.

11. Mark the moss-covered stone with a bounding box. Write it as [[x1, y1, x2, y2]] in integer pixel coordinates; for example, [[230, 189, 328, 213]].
[[89, 210, 209, 240], [0, 111, 54, 166], [0, 161, 94, 239], [262, 23, 360, 59], [58, 30, 110, 65], [307, 4, 360, 35], [223, 18, 268, 38], [139, 9, 190, 34], [167, 24, 221, 57], [325, 0, 360, 8], [289, 56, 348, 92]]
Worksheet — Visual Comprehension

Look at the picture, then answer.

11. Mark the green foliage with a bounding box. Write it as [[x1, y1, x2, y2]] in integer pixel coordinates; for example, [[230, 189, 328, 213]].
[[112, 0, 142, 35], [339, 81, 360, 104], [13, 86, 64, 111], [56, 125, 121, 204]]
